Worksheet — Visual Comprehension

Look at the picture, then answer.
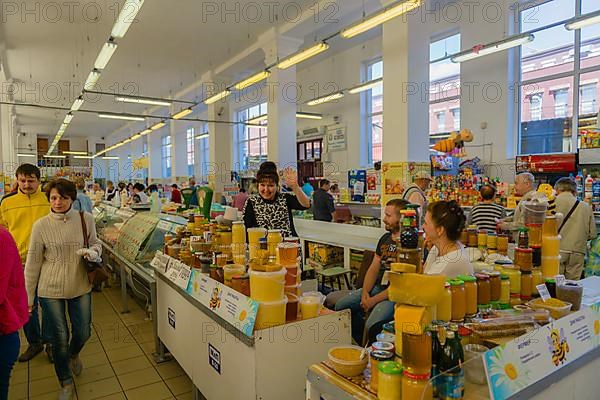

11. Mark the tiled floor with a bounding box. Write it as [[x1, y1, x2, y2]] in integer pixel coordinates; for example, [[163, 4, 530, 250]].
[[9, 286, 194, 400]]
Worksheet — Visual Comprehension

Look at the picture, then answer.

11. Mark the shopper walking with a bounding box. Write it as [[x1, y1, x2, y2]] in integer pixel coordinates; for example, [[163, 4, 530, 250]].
[[402, 171, 432, 224], [467, 184, 506, 232], [301, 177, 314, 198], [335, 199, 409, 344], [0, 163, 51, 362], [243, 161, 311, 238], [423, 200, 474, 277], [554, 177, 597, 280], [170, 184, 183, 204], [73, 179, 93, 214], [312, 179, 335, 222], [0, 226, 29, 400], [131, 183, 149, 204], [25, 179, 100, 400]]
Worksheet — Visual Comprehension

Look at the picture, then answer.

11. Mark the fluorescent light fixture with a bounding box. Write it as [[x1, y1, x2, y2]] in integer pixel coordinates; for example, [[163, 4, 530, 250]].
[[150, 121, 166, 130], [122, 138, 132, 144], [44, 155, 67, 159], [131, 133, 142, 140], [278, 43, 329, 69], [70, 97, 84, 111], [73, 155, 94, 159], [451, 33, 535, 63], [98, 113, 145, 121], [248, 114, 268, 124], [102, 156, 119, 160], [84, 70, 101, 91], [140, 128, 153, 135], [195, 133, 209, 140], [94, 41, 118, 70], [307, 92, 344, 106], [172, 108, 193, 119], [296, 112, 323, 120], [17, 153, 37, 157], [63, 113, 74, 124], [348, 78, 383, 94], [234, 70, 271, 90], [204, 90, 231, 105], [63, 151, 88, 155], [565, 9, 600, 30], [111, 0, 145, 38], [115, 96, 171, 106], [341, 0, 422, 39]]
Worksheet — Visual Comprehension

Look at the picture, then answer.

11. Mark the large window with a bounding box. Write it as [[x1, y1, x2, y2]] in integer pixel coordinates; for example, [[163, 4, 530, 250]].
[[429, 33, 461, 136], [366, 59, 383, 165], [518, 0, 600, 154], [161, 135, 171, 178], [235, 103, 268, 171], [186, 128, 195, 176]]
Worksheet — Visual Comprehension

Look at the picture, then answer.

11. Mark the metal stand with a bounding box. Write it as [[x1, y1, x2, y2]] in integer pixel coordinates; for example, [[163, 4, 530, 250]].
[[151, 280, 172, 363]]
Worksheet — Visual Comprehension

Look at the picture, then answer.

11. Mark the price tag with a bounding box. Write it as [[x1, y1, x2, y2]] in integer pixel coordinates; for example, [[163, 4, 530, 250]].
[[166, 261, 182, 282], [536, 284, 551, 301], [157, 220, 171, 231], [554, 274, 566, 287], [176, 264, 192, 290]]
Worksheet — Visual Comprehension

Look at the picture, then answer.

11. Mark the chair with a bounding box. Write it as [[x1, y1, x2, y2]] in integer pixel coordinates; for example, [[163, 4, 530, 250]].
[[324, 250, 375, 310]]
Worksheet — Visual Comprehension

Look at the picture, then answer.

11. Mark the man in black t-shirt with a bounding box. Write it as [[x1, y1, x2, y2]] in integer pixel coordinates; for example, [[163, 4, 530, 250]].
[[312, 179, 335, 222], [335, 198, 409, 344]]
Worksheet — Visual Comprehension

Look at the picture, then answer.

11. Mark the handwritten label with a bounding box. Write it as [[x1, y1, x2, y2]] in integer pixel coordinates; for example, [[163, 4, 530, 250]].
[[555, 275, 566, 287], [175, 263, 192, 290], [537, 284, 551, 301]]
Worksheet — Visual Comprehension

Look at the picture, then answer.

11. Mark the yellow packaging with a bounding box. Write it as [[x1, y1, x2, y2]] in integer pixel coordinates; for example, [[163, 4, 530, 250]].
[[389, 273, 446, 306], [249, 269, 286, 302], [394, 305, 431, 335], [254, 298, 287, 330]]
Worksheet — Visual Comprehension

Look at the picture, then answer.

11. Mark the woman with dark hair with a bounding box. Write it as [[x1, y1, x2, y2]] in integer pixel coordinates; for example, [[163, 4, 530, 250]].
[[0, 226, 29, 400], [422, 200, 473, 277], [25, 179, 100, 400], [242, 161, 311, 237]]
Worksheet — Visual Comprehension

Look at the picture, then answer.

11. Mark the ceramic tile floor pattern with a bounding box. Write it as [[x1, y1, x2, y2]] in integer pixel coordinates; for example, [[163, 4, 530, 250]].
[[9, 286, 194, 400]]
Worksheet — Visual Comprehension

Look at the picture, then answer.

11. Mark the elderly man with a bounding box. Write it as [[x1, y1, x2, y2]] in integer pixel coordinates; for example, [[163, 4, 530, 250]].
[[402, 171, 432, 224], [554, 177, 597, 280], [500, 172, 537, 230]]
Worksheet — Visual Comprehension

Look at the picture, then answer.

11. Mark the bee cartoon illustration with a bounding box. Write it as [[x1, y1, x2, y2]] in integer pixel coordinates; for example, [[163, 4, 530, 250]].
[[547, 328, 569, 366], [209, 287, 221, 310]]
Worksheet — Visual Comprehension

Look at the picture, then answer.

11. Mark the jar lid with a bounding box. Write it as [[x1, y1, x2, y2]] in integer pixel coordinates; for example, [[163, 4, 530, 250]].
[[232, 221, 244, 225], [490, 301, 502, 309], [468, 225, 478, 230], [382, 322, 395, 333], [370, 350, 395, 361], [448, 279, 465, 286], [487, 271, 501, 277], [458, 274, 476, 282], [458, 326, 472, 337], [545, 278, 556, 283], [501, 274, 509, 280], [518, 227, 529, 232], [515, 248, 533, 253], [487, 232, 497, 236], [495, 260, 514, 266], [267, 229, 281, 233], [378, 361, 403, 375], [475, 273, 490, 280], [403, 370, 431, 380], [372, 341, 395, 352]]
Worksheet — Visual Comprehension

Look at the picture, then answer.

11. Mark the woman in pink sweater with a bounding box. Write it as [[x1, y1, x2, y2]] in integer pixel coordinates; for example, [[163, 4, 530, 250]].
[[0, 226, 29, 400]]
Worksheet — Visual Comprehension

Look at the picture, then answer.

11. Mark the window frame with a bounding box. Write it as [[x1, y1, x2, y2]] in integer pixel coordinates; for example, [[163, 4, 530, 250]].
[[235, 102, 268, 171], [161, 135, 172, 178], [516, 0, 600, 154], [186, 127, 195, 176], [365, 58, 383, 167]]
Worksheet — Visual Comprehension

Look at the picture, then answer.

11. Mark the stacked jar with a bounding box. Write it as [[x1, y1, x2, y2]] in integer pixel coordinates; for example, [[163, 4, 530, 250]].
[[231, 221, 246, 265], [457, 275, 477, 317], [502, 262, 521, 307], [247, 227, 267, 260], [400, 331, 433, 400], [279, 242, 300, 322], [475, 273, 491, 311], [514, 248, 533, 302], [541, 215, 560, 278], [250, 266, 287, 330]]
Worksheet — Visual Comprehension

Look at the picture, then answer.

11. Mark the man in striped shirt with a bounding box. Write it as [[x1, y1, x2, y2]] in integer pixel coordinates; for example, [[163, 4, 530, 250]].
[[467, 185, 506, 232]]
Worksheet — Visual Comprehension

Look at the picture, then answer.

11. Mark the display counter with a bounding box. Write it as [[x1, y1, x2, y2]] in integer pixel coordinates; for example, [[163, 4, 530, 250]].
[[94, 203, 187, 362], [154, 264, 352, 400], [294, 218, 385, 269]]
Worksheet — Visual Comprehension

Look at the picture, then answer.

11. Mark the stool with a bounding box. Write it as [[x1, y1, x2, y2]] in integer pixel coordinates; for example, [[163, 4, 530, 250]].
[[316, 266, 352, 291]]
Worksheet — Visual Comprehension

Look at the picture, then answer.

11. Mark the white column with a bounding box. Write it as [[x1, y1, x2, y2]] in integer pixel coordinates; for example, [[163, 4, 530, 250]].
[[1, 104, 17, 175], [171, 119, 189, 181], [263, 35, 303, 169], [130, 137, 144, 181], [207, 101, 232, 193], [382, 12, 430, 163], [148, 128, 164, 181]]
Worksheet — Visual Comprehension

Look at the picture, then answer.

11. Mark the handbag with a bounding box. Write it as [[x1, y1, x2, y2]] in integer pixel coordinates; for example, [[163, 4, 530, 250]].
[[79, 212, 110, 285]]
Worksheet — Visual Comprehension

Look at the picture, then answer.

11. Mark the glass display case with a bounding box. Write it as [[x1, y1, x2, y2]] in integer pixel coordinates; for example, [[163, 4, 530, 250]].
[[94, 202, 136, 247]]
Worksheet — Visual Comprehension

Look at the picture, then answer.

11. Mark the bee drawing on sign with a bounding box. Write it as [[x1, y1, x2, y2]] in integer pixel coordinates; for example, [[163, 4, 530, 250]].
[[547, 328, 569, 366], [209, 287, 222, 310]]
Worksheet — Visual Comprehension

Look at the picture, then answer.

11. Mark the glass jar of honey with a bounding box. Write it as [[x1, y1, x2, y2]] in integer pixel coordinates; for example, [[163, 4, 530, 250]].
[[402, 332, 432, 375], [503, 266, 521, 294], [521, 271, 533, 301], [449, 279, 466, 322], [531, 268, 543, 295], [477, 230, 488, 249], [460, 229, 468, 245], [437, 283, 452, 322], [487, 232, 497, 250], [497, 234, 509, 255], [458, 275, 477, 315], [542, 216, 558, 237], [475, 273, 491, 306], [509, 294, 522, 307], [370, 350, 395, 393], [515, 248, 533, 272], [500, 274, 510, 305], [488, 271, 501, 301], [527, 224, 542, 247], [378, 361, 403, 400], [402, 371, 432, 400], [467, 227, 478, 247]]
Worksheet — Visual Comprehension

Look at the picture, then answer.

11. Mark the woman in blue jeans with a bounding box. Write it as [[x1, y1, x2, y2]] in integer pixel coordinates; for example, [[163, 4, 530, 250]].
[[0, 226, 30, 400], [25, 179, 101, 400]]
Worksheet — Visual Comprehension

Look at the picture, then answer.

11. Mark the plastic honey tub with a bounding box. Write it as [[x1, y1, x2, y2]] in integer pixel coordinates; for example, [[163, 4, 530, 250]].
[[254, 297, 288, 330], [299, 292, 325, 319], [249, 268, 286, 302], [223, 264, 246, 287]]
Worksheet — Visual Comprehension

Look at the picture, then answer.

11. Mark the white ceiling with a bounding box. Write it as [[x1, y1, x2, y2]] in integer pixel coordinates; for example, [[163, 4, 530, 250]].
[[1, 0, 381, 140]]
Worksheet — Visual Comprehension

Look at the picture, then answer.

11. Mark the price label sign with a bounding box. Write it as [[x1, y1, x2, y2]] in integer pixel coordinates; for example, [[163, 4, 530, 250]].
[[536, 284, 551, 301], [554, 274, 566, 287]]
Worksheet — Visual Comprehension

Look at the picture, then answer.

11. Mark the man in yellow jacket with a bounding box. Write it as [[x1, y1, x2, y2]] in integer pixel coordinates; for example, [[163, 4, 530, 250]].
[[0, 163, 50, 362]]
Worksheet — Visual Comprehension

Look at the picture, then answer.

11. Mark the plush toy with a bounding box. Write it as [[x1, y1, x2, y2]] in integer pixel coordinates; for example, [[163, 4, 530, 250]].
[[433, 128, 474, 157]]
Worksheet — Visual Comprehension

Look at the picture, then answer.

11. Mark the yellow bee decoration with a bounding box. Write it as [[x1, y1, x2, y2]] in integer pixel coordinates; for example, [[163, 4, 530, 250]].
[[209, 287, 221, 310], [547, 328, 569, 366]]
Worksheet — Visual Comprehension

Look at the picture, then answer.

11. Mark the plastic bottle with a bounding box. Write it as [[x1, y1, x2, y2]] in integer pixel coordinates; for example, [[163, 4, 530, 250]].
[[592, 180, 600, 211], [575, 174, 584, 199], [585, 175, 594, 200], [438, 330, 464, 399]]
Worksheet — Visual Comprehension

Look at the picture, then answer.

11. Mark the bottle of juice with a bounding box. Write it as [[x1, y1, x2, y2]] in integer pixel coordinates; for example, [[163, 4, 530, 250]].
[[585, 175, 594, 200], [439, 330, 464, 399]]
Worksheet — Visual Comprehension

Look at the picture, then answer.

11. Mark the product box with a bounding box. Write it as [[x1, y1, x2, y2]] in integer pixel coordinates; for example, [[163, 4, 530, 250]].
[[307, 242, 344, 266]]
